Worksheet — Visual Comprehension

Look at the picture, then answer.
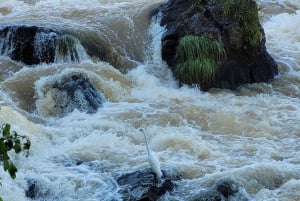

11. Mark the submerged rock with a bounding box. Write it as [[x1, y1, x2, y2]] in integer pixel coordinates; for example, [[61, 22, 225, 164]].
[[25, 179, 50, 200], [116, 168, 177, 201], [36, 72, 105, 116], [158, 0, 278, 90], [189, 179, 248, 201], [26, 180, 38, 199], [52, 73, 104, 113]]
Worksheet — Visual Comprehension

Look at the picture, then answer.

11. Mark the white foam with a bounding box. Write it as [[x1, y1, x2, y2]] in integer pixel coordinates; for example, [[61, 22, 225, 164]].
[[263, 10, 300, 71], [0, 0, 300, 200]]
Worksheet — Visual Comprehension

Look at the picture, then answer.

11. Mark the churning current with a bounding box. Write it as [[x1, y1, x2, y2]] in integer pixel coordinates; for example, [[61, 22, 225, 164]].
[[0, 0, 299, 200]]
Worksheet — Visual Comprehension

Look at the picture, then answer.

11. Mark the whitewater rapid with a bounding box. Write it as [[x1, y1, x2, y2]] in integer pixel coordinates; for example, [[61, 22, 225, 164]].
[[0, 0, 299, 200]]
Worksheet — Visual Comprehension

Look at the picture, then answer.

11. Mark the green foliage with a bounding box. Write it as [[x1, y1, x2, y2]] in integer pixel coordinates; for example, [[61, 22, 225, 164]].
[[0, 123, 31, 200], [194, 0, 205, 11], [175, 35, 226, 87], [0, 124, 31, 179], [194, 0, 216, 12], [223, 0, 261, 46]]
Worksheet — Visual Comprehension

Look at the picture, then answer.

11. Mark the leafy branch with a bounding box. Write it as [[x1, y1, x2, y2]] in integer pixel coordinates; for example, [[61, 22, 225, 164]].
[[0, 123, 31, 201]]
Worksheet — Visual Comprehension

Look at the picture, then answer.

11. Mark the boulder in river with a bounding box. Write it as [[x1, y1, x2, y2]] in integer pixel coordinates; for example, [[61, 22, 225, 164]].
[[188, 179, 249, 201], [0, 25, 90, 65], [158, 0, 278, 90], [116, 168, 178, 201], [0, 25, 57, 65], [35, 71, 105, 116]]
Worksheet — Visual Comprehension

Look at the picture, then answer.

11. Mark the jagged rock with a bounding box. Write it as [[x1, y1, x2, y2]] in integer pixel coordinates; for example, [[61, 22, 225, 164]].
[[50, 73, 105, 114], [116, 168, 178, 201], [158, 0, 278, 90], [36, 72, 105, 116], [0, 25, 57, 65]]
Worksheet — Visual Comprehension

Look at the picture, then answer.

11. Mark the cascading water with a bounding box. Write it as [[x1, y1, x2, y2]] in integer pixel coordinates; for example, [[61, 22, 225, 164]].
[[0, 26, 89, 65], [0, 0, 299, 200], [54, 35, 89, 63]]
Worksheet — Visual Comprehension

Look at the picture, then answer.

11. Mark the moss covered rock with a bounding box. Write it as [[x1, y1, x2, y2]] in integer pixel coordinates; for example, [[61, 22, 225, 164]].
[[159, 0, 278, 90]]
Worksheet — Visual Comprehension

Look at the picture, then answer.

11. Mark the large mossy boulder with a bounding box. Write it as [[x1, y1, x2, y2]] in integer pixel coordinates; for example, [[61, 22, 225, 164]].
[[159, 0, 278, 90]]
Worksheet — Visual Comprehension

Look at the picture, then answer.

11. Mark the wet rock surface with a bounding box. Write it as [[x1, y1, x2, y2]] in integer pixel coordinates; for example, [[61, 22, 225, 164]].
[[116, 168, 178, 201], [0, 25, 57, 65], [36, 72, 105, 116], [188, 179, 249, 201], [50, 73, 105, 115], [158, 0, 278, 90]]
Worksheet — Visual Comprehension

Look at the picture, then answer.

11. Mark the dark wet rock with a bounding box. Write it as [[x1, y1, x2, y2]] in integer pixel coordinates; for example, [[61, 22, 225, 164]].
[[158, 0, 278, 90], [0, 25, 57, 65], [0, 25, 93, 65], [215, 179, 238, 198], [50, 73, 105, 114], [26, 180, 38, 199], [25, 179, 49, 199], [189, 179, 248, 201], [116, 168, 178, 201], [36, 72, 105, 116], [189, 190, 223, 201]]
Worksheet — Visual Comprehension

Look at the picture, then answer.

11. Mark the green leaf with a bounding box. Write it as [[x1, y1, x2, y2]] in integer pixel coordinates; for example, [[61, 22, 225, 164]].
[[2, 124, 11, 137], [2, 152, 9, 161], [3, 159, 9, 171], [0, 140, 5, 153], [8, 163, 17, 179], [0, 123, 31, 182], [23, 139, 31, 150], [5, 140, 13, 150], [14, 142, 22, 154], [0, 196, 3, 201]]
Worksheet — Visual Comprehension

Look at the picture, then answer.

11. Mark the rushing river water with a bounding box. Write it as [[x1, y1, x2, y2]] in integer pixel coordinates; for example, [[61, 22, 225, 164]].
[[0, 0, 299, 200]]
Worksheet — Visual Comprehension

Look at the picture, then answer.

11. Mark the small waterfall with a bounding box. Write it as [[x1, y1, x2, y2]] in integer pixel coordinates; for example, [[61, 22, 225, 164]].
[[0, 26, 56, 64], [0, 26, 89, 65], [0, 26, 15, 56], [54, 35, 89, 63], [33, 31, 56, 63]]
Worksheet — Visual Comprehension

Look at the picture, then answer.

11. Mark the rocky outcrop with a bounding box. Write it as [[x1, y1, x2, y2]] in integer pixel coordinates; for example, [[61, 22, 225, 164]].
[[159, 0, 278, 90], [51, 73, 105, 114], [0, 25, 90, 65], [0, 26, 57, 65], [116, 168, 178, 201], [36, 72, 105, 116]]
